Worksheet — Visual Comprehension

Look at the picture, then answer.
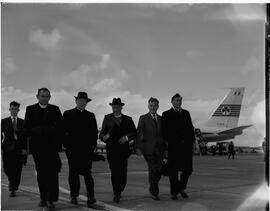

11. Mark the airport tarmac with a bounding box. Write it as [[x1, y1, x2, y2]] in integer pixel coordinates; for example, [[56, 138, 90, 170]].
[[1, 152, 268, 211]]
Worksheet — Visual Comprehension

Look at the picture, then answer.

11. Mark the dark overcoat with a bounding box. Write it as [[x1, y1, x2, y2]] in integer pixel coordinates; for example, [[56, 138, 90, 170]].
[[99, 114, 136, 160], [63, 108, 98, 174], [162, 108, 194, 172], [23, 103, 62, 172]]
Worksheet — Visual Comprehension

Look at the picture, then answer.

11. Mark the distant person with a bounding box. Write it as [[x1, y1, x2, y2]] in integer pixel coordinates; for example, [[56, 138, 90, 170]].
[[63, 92, 98, 207], [218, 143, 223, 156], [136, 97, 165, 200], [210, 145, 216, 156], [23, 88, 62, 209], [99, 98, 136, 203], [194, 129, 201, 155], [228, 141, 235, 160], [1, 101, 27, 197], [162, 93, 195, 200]]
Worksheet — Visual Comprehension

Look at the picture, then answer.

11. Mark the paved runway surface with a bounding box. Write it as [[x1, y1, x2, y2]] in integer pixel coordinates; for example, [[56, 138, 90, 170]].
[[1, 152, 268, 211]]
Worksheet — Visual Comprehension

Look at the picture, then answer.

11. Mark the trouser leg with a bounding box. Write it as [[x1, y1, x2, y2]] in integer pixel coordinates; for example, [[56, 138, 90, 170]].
[[68, 170, 80, 198], [48, 171, 59, 202], [179, 170, 191, 191], [12, 154, 23, 191], [144, 152, 162, 195], [84, 172, 94, 198], [169, 169, 179, 195], [119, 159, 128, 193], [32, 153, 48, 201], [109, 158, 128, 195]]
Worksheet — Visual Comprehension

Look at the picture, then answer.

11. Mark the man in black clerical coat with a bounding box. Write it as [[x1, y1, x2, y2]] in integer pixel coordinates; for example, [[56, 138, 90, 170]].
[[63, 92, 98, 208], [23, 88, 62, 209], [1, 101, 27, 197], [162, 93, 195, 200], [99, 98, 136, 203]]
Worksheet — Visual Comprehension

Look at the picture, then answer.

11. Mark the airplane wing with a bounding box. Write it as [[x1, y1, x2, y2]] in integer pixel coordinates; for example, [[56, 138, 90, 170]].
[[217, 125, 253, 135]]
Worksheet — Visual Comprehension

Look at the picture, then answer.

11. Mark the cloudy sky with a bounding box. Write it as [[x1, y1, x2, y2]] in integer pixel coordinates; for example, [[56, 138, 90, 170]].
[[1, 3, 266, 146]]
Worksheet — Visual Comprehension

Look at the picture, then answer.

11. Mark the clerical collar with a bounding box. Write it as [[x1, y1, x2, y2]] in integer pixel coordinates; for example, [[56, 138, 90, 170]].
[[76, 108, 85, 112], [113, 114, 122, 118], [10, 116, 17, 120], [172, 107, 181, 112], [39, 103, 48, 109]]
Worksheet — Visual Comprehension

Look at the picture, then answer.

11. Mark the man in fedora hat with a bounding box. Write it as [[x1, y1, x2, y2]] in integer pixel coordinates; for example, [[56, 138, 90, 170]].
[[63, 92, 98, 207], [99, 98, 136, 203]]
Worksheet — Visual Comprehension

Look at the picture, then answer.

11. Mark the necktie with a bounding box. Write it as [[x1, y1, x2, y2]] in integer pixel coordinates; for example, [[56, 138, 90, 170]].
[[153, 115, 158, 128], [12, 117, 18, 140]]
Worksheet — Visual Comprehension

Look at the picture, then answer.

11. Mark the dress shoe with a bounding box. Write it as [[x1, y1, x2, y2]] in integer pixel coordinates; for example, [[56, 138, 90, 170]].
[[38, 200, 47, 207], [9, 190, 16, 197], [179, 190, 189, 199], [70, 197, 78, 205], [87, 197, 96, 207], [149, 190, 160, 201], [47, 201, 55, 209], [171, 194, 178, 200], [150, 194, 160, 201], [113, 194, 121, 203]]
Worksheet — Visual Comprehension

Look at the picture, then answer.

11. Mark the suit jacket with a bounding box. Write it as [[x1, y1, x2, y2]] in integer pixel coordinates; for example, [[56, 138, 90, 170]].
[[1, 117, 27, 153], [23, 103, 63, 154], [99, 113, 136, 160], [136, 113, 165, 155], [162, 108, 194, 172]]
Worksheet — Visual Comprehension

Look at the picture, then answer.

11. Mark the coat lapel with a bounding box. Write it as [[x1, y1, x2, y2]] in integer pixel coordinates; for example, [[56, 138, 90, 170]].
[[157, 114, 161, 131], [8, 117, 14, 133]]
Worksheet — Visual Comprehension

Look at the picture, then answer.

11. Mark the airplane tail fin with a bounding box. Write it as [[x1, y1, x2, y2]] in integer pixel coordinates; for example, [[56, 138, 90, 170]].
[[205, 88, 245, 128]]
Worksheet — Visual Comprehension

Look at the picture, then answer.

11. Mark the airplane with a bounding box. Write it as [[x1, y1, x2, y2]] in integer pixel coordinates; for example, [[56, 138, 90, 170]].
[[195, 87, 252, 143]]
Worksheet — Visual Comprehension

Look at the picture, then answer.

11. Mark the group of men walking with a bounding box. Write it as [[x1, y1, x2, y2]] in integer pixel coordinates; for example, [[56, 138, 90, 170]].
[[1, 88, 195, 209]]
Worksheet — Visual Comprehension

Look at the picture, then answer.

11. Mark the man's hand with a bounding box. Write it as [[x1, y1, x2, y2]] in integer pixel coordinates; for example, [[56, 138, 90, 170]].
[[119, 136, 128, 144], [103, 134, 110, 142]]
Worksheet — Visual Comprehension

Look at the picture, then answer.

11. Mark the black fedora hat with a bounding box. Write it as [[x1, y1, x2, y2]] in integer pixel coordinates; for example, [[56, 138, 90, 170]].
[[74, 92, 91, 102], [109, 98, 125, 106]]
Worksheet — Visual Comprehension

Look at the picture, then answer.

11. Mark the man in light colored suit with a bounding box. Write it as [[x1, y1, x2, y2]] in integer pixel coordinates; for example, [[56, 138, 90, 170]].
[[136, 97, 165, 200]]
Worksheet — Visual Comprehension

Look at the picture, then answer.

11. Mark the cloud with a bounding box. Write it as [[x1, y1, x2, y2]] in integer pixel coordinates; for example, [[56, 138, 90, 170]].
[[1, 87, 36, 118], [100, 54, 111, 70], [207, 4, 265, 23], [251, 100, 266, 137], [50, 54, 128, 93], [241, 56, 261, 75], [229, 4, 265, 22], [138, 3, 192, 14], [66, 4, 85, 10], [54, 64, 94, 90], [29, 29, 62, 49], [92, 78, 119, 93], [59, 24, 104, 56], [120, 69, 128, 80], [3, 57, 16, 74]]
